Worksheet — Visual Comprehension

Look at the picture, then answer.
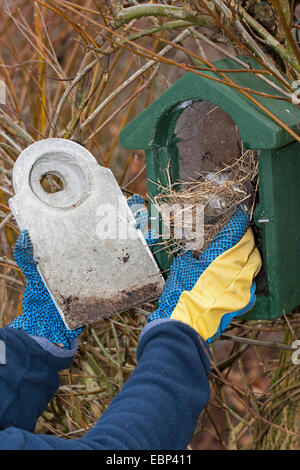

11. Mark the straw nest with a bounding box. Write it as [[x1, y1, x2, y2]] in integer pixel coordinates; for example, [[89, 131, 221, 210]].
[[152, 149, 258, 256]]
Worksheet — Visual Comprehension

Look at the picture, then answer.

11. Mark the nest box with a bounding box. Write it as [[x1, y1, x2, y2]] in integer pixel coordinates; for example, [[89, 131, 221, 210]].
[[120, 57, 300, 321]]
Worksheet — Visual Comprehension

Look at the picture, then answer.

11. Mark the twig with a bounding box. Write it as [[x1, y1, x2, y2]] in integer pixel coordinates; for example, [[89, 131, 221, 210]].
[[211, 0, 300, 76], [49, 58, 98, 137], [111, 3, 212, 29], [221, 333, 298, 351], [84, 65, 159, 142], [283, 310, 298, 341], [0, 256, 18, 268], [189, 28, 292, 98], [0, 211, 12, 230], [81, 28, 191, 131], [201, 0, 292, 83]]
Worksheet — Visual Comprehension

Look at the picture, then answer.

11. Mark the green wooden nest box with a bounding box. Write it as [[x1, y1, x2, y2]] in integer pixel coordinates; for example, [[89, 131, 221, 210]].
[[120, 57, 300, 321]]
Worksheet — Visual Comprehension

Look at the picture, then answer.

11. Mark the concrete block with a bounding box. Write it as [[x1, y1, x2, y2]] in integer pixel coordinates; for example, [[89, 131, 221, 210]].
[[10, 138, 164, 329]]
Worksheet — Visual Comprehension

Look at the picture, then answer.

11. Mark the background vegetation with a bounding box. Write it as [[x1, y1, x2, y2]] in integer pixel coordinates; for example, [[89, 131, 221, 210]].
[[1, 0, 300, 449]]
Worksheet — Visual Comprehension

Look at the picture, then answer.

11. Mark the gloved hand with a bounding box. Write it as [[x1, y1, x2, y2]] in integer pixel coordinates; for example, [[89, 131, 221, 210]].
[[9, 230, 83, 349], [147, 206, 262, 343], [9, 196, 156, 350]]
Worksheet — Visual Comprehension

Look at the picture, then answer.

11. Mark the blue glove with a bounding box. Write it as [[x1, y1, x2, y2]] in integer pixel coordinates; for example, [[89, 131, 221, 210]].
[[127, 194, 158, 247], [9, 230, 83, 349], [147, 206, 262, 343]]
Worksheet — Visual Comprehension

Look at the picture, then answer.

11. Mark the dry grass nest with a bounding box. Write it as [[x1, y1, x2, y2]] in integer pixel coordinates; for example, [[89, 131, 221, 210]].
[[152, 149, 258, 256]]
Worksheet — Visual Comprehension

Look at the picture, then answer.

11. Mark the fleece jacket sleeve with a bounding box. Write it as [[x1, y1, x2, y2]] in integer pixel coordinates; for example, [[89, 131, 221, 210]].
[[0, 319, 210, 450], [0, 326, 75, 433]]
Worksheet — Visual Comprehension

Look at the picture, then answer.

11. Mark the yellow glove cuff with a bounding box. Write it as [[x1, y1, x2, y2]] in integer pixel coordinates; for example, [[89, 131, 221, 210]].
[[170, 228, 262, 341]]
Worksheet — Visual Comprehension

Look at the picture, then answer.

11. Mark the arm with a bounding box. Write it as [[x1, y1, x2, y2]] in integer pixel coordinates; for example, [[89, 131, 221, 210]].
[[0, 320, 210, 450], [0, 327, 75, 432], [0, 205, 261, 449], [0, 230, 82, 435]]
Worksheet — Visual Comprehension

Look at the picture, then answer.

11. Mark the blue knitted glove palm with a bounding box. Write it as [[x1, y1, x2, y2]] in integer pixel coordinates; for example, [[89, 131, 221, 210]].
[[9, 230, 84, 349], [147, 206, 257, 342]]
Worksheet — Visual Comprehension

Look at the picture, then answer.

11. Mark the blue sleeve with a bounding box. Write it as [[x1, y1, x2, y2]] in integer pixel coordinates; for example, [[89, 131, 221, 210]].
[[0, 327, 75, 433], [0, 320, 211, 450]]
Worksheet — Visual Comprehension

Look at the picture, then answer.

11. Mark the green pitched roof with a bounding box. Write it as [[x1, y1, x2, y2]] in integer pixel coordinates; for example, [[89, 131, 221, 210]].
[[120, 57, 300, 151]]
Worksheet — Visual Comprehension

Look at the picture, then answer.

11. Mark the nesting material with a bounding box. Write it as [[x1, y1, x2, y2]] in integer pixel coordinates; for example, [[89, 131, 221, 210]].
[[152, 150, 258, 256]]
